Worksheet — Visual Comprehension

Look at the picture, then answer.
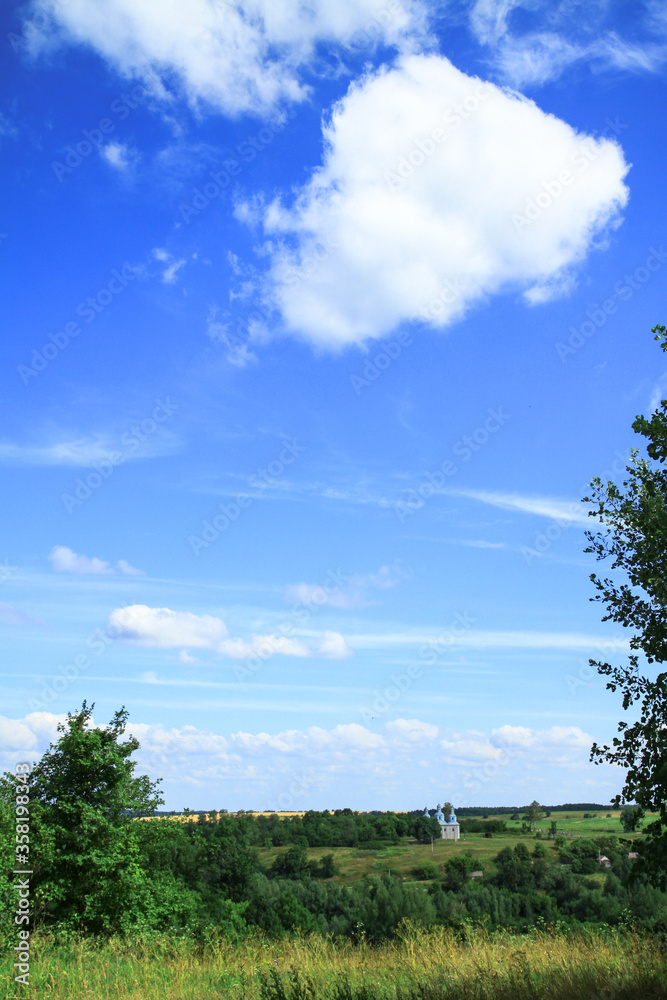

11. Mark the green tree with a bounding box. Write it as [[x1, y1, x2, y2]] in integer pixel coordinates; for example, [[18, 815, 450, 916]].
[[412, 815, 442, 843], [585, 326, 667, 887], [620, 806, 645, 833], [443, 852, 480, 891], [0, 701, 198, 934], [524, 800, 544, 831]]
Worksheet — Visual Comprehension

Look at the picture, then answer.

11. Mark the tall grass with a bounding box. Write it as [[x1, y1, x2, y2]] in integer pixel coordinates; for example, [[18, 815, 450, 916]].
[[1, 924, 665, 1000]]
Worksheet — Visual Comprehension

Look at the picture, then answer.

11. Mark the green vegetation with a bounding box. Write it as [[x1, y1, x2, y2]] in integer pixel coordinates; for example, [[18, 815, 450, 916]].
[[1, 925, 665, 1000], [3, 704, 667, 997], [586, 323, 667, 887]]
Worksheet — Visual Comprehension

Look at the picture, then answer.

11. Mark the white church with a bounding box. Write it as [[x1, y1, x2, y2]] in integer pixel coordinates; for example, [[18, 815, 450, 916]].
[[424, 803, 460, 841]]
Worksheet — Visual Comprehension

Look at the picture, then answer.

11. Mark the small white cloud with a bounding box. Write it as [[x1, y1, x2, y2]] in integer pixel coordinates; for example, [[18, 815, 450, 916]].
[[117, 559, 145, 576], [49, 545, 113, 575], [162, 258, 186, 284], [109, 605, 229, 649], [151, 247, 187, 284], [179, 650, 197, 664], [286, 565, 402, 610], [317, 631, 353, 659], [101, 141, 133, 170], [207, 304, 258, 367]]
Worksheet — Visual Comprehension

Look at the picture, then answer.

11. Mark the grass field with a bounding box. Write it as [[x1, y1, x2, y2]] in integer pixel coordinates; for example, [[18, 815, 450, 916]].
[[2, 925, 664, 1000], [256, 810, 644, 884]]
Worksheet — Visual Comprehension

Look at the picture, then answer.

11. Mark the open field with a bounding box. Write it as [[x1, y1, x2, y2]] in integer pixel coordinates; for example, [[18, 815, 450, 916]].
[[2, 926, 664, 1000], [255, 810, 645, 884]]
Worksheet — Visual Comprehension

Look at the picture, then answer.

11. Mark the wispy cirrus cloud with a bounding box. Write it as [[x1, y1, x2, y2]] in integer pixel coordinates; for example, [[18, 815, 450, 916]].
[[348, 628, 626, 653], [285, 564, 403, 610], [0, 430, 180, 467], [450, 488, 591, 526], [469, 0, 667, 87]]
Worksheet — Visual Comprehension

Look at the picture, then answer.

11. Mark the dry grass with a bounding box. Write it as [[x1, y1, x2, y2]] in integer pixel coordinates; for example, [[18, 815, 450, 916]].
[[1, 924, 665, 1000]]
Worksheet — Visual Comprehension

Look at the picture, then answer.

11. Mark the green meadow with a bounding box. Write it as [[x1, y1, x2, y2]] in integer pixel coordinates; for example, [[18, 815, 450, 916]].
[[255, 809, 642, 885], [2, 924, 665, 1000]]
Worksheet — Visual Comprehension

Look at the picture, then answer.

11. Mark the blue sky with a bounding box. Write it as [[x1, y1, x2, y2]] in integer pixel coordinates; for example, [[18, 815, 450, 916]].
[[1, 0, 667, 812]]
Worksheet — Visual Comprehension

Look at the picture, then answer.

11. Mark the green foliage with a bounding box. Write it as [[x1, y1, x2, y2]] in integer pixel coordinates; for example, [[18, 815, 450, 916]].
[[585, 325, 667, 887], [442, 852, 480, 891], [493, 843, 533, 891], [411, 862, 439, 880], [7, 702, 667, 944], [524, 801, 544, 831], [621, 806, 645, 832], [412, 816, 443, 844], [0, 702, 197, 936], [459, 818, 507, 834]]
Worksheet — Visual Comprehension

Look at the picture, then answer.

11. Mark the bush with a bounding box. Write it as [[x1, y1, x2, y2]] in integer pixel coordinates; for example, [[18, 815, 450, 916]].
[[411, 863, 439, 881]]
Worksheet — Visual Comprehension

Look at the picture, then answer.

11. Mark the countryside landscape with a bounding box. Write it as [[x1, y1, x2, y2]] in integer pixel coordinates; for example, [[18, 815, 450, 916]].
[[3, 0, 667, 997]]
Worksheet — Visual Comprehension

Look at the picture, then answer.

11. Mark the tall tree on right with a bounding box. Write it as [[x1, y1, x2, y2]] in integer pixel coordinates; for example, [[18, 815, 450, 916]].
[[585, 324, 667, 886]]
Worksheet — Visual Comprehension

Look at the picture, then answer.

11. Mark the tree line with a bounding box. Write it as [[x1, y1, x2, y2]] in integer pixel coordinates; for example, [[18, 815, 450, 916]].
[[1, 702, 665, 941]]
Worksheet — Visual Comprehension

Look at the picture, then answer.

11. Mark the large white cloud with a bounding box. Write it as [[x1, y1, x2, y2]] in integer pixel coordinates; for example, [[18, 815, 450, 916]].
[[249, 53, 629, 347], [26, 0, 428, 118], [108, 604, 350, 659]]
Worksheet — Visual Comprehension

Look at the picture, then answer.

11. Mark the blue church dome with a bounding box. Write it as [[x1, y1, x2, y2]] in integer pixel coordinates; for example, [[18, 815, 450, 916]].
[[447, 807, 457, 824]]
